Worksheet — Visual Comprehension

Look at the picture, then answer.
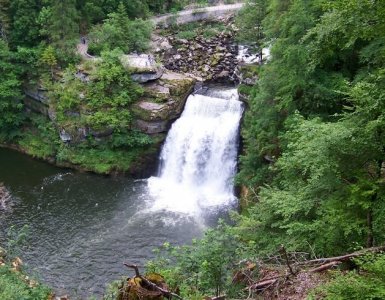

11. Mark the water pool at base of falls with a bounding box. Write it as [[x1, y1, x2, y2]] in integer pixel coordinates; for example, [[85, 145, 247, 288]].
[[0, 86, 243, 297]]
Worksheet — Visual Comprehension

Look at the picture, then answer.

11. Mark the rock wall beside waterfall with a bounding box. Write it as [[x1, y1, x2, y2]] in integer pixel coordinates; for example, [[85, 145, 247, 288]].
[[164, 32, 238, 82], [20, 15, 248, 176], [132, 71, 195, 134], [21, 54, 195, 176], [153, 18, 239, 83], [25, 55, 195, 142]]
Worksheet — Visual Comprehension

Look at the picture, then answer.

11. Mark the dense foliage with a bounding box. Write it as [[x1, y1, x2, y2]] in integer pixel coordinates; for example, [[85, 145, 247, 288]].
[[48, 50, 153, 174], [0, 265, 51, 300], [0, 39, 23, 141], [237, 0, 385, 255], [0, 0, 167, 173], [148, 0, 385, 298], [88, 2, 152, 56]]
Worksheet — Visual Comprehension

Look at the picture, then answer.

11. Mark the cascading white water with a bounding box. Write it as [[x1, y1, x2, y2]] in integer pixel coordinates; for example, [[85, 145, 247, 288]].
[[147, 88, 243, 215]]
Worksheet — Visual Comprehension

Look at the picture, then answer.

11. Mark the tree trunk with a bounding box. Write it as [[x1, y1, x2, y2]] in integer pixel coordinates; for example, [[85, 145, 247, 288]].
[[367, 208, 373, 248]]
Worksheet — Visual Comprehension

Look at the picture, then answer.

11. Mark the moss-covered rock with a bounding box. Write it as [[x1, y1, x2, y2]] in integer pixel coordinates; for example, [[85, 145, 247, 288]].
[[132, 71, 195, 134]]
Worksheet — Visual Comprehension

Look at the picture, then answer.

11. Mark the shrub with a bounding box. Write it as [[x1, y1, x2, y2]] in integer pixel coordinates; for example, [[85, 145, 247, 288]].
[[0, 266, 51, 300], [146, 221, 244, 298], [310, 254, 385, 300]]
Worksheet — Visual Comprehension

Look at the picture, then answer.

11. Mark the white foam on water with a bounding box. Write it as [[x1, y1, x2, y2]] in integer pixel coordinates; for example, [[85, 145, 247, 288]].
[[237, 45, 271, 64]]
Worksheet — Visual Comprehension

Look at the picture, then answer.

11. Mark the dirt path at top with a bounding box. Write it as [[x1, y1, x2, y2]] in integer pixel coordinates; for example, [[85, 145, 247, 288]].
[[152, 2, 244, 26]]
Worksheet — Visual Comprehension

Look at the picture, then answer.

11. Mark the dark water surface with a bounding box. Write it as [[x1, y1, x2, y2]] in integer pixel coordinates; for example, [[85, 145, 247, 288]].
[[0, 148, 207, 298]]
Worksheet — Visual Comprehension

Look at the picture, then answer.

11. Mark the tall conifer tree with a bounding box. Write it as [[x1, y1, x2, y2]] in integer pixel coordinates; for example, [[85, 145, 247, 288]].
[[48, 0, 79, 50]]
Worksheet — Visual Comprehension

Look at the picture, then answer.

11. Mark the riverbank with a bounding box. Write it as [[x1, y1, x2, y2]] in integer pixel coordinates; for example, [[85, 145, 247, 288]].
[[0, 139, 160, 178], [0, 245, 52, 300]]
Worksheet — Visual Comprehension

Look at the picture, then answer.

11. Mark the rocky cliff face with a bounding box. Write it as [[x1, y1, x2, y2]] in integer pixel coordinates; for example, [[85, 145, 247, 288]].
[[21, 53, 196, 176], [132, 71, 195, 135], [25, 54, 195, 144]]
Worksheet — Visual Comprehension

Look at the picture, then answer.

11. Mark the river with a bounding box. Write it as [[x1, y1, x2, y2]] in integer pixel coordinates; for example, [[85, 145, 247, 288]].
[[0, 86, 243, 298], [0, 147, 207, 297]]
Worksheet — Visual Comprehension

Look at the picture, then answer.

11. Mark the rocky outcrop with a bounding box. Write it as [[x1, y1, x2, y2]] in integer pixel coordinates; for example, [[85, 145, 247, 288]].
[[160, 27, 238, 83], [132, 71, 195, 134], [120, 54, 163, 83], [44, 54, 195, 146]]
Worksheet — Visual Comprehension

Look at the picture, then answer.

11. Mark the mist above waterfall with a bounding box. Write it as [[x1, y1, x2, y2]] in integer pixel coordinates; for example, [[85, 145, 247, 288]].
[[148, 87, 243, 216]]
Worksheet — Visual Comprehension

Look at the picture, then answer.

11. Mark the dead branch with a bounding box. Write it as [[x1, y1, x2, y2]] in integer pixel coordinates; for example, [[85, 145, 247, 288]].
[[279, 245, 296, 275], [123, 263, 140, 277], [249, 278, 279, 290], [124, 262, 183, 300], [309, 261, 341, 273], [295, 245, 385, 266]]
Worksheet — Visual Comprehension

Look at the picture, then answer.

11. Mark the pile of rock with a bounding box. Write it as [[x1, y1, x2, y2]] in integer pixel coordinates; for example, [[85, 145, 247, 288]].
[[162, 31, 238, 83]]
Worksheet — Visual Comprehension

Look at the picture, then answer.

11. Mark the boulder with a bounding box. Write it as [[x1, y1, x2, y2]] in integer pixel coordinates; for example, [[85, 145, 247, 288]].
[[143, 83, 171, 102], [218, 70, 230, 78], [59, 129, 72, 143], [120, 54, 163, 83], [150, 34, 173, 53], [59, 126, 88, 144], [89, 127, 114, 138]]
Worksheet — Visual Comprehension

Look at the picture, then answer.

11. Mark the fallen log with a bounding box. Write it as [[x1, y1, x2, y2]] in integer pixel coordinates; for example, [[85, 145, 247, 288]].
[[249, 278, 279, 290], [295, 245, 385, 266], [309, 261, 341, 273]]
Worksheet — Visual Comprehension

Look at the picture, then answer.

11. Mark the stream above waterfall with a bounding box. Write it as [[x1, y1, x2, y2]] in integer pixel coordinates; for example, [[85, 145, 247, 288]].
[[0, 85, 243, 297]]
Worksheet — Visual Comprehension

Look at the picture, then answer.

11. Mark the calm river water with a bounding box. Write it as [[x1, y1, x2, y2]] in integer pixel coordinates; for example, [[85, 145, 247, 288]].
[[0, 148, 212, 297]]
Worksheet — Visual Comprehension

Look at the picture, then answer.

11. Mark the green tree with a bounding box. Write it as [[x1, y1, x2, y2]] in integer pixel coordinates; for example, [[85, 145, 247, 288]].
[[236, 0, 268, 61], [0, 39, 24, 141], [47, 0, 79, 61], [88, 1, 152, 55], [238, 0, 385, 256], [85, 49, 143, 131], [147, 222, 241, 298], [9, 0, 41, 47], [0, 0, 10, 40], [40, 45, 57, 80]]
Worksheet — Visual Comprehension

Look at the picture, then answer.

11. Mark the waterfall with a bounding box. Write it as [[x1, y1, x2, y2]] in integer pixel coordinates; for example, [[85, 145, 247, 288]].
[[147, 87, 243, 215]]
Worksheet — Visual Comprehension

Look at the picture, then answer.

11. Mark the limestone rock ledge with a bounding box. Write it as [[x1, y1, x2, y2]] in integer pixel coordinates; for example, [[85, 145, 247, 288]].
[[132, 71, 195, 134], [120, 54, 163, 83]]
